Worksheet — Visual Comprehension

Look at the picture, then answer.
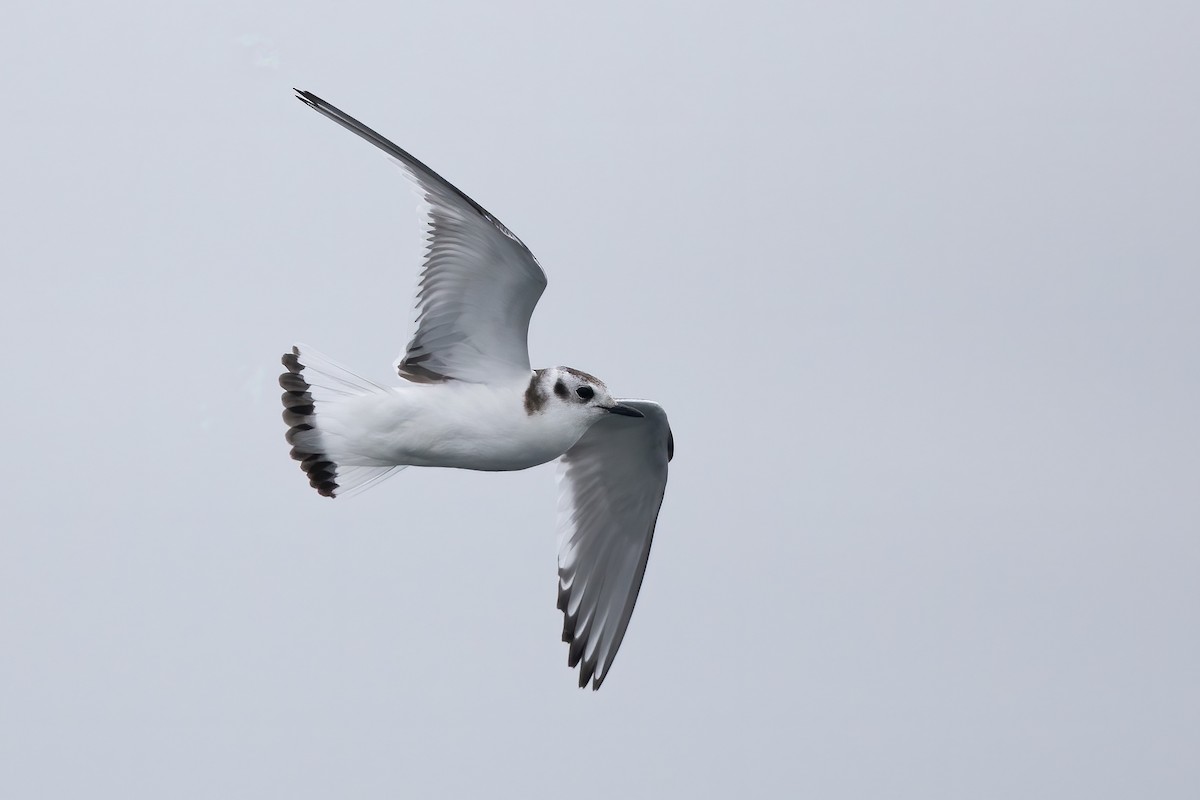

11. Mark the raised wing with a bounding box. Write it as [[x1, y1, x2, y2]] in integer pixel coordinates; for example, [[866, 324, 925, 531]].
[[555, 400, 673, 689], [295, 90, 547, 384]]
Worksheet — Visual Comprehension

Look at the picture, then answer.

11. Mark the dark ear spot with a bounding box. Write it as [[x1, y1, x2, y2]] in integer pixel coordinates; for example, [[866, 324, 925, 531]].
[[554, 380, 568, 398]]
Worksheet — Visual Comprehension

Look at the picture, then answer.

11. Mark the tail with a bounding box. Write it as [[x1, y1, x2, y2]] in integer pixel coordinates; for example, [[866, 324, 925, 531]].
[[279, 345, 404, 498]]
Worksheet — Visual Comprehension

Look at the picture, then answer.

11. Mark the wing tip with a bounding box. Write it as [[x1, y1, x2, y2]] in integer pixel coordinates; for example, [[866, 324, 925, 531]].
[[559, 581, 609, 690]]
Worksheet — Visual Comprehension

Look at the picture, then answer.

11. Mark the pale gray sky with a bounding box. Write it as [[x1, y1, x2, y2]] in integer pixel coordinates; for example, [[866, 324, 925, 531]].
[[2, 1, 1198, 798]]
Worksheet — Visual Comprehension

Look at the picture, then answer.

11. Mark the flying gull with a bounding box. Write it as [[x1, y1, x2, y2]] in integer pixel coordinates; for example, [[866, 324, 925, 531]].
[[280, 90, 674, 689]]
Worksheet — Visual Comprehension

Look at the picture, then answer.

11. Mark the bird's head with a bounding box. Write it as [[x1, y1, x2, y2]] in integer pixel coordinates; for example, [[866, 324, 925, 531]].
[[526, 367, 644, 420]]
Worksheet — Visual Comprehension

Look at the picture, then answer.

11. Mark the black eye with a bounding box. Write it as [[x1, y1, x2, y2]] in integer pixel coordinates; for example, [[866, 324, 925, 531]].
[[576, 386, 594, 401]]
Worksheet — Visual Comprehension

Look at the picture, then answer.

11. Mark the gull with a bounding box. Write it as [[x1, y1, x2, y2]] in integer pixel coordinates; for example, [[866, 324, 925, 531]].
[[280, 90, 674, 690]]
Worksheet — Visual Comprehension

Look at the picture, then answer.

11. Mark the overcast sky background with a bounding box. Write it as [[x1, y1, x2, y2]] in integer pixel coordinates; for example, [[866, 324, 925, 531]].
[[2, 1, 1198, 797]]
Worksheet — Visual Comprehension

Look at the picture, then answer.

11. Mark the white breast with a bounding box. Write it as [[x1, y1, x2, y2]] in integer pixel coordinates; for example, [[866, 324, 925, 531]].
[[315, 379, 592, 472]]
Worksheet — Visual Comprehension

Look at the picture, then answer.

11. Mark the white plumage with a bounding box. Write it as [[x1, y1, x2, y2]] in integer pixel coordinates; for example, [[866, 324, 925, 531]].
[[280, 90, 673, 689]]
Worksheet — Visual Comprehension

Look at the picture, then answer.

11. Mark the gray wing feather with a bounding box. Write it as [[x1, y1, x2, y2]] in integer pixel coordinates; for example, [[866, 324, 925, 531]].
[[556, 400, 673, 689], [295, 90, 547, 384]]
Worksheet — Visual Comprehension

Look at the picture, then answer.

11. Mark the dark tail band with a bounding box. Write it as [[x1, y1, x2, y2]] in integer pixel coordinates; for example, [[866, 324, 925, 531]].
[[280, 348, 339, 497]]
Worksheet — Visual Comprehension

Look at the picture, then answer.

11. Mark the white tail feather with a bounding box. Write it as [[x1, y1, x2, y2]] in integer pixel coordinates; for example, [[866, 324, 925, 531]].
[[280, 345, 405, 498]]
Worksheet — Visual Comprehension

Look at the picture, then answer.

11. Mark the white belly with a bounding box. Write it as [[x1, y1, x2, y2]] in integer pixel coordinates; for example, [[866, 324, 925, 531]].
[[317, 381, 590, 471]]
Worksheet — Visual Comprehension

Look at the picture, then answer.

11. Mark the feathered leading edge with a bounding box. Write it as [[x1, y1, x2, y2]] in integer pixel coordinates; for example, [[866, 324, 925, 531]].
[[555, 401, 673, 690], [279, 345, 405, 498]]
